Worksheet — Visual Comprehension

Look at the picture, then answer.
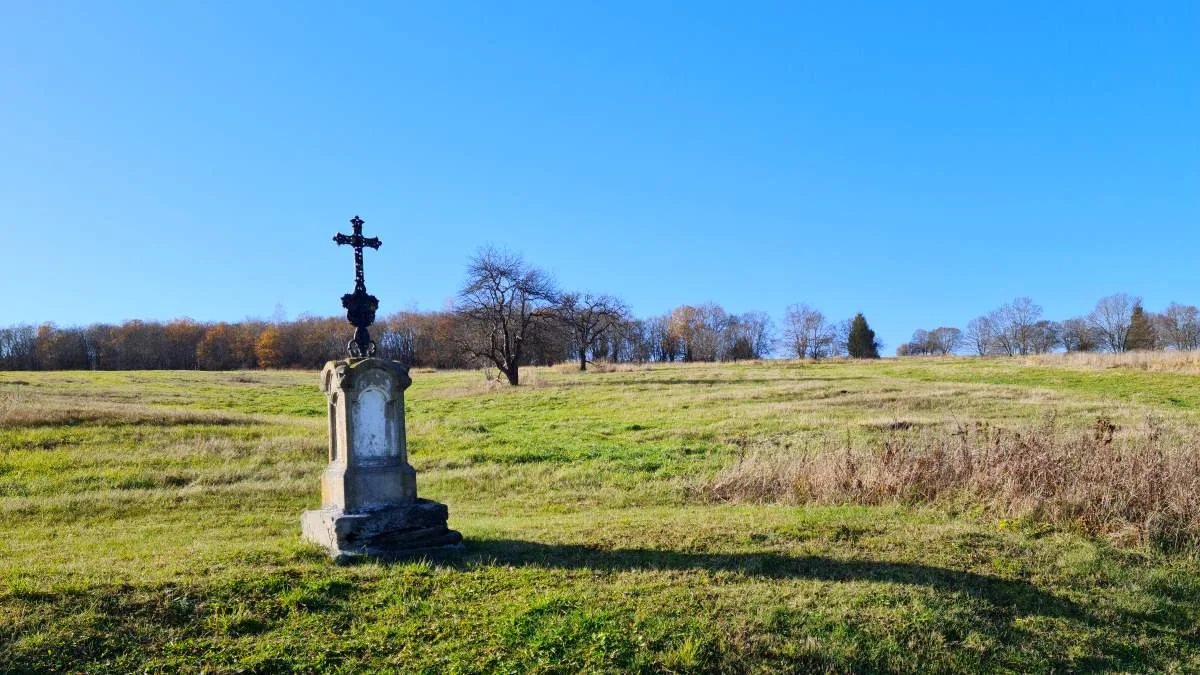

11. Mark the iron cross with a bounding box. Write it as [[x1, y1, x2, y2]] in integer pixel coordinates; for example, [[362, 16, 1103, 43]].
[[334, 215, 382, 293]]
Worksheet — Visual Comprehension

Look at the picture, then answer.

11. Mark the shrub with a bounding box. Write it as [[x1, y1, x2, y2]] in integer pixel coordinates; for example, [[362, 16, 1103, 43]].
[[697, 415, 1200, 551]]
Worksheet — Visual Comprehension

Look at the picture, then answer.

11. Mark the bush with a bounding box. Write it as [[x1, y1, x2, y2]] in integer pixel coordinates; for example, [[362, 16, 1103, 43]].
[[697, 415, 1200, 551]]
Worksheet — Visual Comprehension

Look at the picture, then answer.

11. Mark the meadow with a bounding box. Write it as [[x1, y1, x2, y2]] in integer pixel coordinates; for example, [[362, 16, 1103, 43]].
[[1, 357, 1199, 672]]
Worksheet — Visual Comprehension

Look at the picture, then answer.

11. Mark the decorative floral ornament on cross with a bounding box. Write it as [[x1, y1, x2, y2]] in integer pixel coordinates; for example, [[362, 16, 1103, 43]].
[[333, 214, 382, 357]]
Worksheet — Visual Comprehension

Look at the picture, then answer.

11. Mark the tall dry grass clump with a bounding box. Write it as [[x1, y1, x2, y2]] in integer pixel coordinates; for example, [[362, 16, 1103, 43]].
[[699, 416, 1200, 551], [1023, 349, 1200, 373]]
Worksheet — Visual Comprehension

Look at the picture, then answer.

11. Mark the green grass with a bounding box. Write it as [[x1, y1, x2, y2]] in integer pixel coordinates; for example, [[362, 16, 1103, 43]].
[[879, 357, 1200, 410], [1, 359, 1198, 672]]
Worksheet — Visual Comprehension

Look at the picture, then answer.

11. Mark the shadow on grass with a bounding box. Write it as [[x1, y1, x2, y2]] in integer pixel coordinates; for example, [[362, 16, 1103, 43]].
[[424, 539, 1196, 669], [441, 541, 1178, 670], [445, 539, 1084, 621]]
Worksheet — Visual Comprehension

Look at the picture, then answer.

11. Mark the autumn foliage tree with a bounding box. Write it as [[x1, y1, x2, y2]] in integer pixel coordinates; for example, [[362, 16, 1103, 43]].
[[197, 323, 257, 370], [254, 326, 287, 369], [164, 319, 207, 369]]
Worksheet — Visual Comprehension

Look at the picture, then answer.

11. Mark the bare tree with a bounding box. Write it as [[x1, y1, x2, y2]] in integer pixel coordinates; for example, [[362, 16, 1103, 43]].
[[965, 316, 995, 356], [694, 303, 730, 362], [1089, 293, 1137, 352], [781, 304, 833, 359], [986, 298, 1044, 356], [902, 327, 962, 356], [1156, 303, 1200, 351], [645, 315, 680, 362], [456, 247, 558, 385], [612, 318, 652, 363], [557, 292, 629, 371], [988, 309, 1020, 356], [908, 329, 932, 355], [729, 311, 774, 360], [929, 327, 963, 355], [1060, 317, 1100, 352], [1029, 320, 1061, 354], [1008, 297, 1044, 355], [829, 318, 854, 357], [665, 303, 729, 362], [718, 311, 774, 360]]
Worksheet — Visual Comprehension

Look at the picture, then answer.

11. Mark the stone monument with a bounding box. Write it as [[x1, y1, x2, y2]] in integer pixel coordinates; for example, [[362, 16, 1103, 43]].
[[301, 215, 462, 561]]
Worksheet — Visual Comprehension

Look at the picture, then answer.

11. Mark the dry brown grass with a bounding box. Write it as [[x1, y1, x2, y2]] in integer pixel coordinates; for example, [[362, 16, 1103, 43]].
[[697, 415, 1200, 551], [0, 392, 256, 428], [550, 360, 660, 374], [1023, 349, 1200, 373]]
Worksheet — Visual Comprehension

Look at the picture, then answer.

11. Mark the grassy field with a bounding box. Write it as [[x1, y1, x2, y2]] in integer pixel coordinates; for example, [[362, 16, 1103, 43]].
[[2, 358, 1199, 672]]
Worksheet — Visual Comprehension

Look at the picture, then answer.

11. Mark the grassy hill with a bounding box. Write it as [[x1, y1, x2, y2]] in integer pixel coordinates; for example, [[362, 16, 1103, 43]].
[[2, 358, 1198, 672]]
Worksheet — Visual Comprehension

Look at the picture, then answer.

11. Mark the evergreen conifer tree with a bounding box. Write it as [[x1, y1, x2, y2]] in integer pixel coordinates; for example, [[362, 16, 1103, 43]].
[[1126, 304, 1155, 351], [846, 313, 881, 358]]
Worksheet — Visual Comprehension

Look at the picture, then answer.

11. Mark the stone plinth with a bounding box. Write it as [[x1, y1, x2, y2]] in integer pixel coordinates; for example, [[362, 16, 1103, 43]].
[[302, 358, 461, 561]]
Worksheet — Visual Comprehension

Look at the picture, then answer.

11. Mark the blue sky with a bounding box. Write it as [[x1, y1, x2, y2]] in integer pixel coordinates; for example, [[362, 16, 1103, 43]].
[[2, 2, 1197, 352]]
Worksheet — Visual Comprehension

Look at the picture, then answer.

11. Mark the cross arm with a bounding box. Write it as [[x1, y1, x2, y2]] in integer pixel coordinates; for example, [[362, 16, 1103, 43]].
[[333, 233, 382, 249]]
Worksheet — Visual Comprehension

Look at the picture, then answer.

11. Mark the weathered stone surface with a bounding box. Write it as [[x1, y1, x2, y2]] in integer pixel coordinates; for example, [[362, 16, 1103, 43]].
[[302, 499, 464, 562], [302, 357, 461, 560], [317, 358, 416, 512]]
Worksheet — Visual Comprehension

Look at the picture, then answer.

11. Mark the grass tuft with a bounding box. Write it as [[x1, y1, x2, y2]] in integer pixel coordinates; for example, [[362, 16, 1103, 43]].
[[698, 415, 1200, 551]]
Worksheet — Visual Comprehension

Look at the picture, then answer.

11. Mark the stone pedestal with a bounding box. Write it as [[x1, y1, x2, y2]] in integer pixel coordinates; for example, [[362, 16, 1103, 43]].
[[301, 358, 461, 561]]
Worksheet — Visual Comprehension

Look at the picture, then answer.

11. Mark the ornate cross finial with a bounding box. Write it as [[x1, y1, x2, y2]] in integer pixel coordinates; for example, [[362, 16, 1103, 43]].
[[334, 215, 382, 295], [333, 215, 383, 357]]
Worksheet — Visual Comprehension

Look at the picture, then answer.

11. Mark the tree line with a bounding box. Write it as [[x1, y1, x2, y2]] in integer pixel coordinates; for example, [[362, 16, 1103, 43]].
[[898, 293, 1200, 356], [5, 249, 1186, 379], [0, 247, 884, 381]]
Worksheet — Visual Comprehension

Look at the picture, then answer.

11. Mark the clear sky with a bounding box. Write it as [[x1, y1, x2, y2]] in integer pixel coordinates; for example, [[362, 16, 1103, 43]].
[[2, 2, 1197, 352]]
